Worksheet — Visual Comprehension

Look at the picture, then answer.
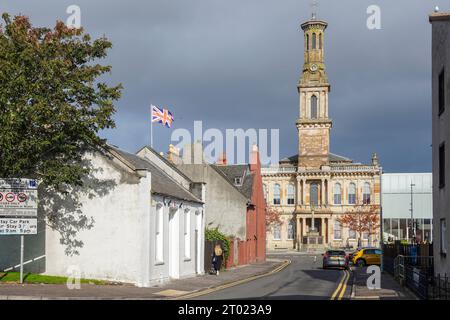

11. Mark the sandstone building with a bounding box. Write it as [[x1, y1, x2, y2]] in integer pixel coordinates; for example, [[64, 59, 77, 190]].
[[263, 16, 382, 251]]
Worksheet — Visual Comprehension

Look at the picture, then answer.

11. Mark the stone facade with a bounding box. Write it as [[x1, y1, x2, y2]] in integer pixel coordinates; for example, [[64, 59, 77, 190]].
[[430, 12, 450, 276], [263, 17, 382, 251]]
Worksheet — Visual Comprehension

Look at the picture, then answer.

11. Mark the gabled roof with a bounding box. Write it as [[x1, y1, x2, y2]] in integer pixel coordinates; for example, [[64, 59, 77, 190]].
[[109, 146, 202, 204], [212, 164, 254, 200]]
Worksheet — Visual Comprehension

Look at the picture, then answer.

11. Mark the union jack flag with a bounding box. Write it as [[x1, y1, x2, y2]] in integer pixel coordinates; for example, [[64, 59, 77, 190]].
[[151, 105, 174, 128]]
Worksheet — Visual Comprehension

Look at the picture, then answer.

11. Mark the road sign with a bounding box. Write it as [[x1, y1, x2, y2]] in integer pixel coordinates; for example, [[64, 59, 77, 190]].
[[0, 178, 38, 217], [0, 218, 37, 235], [0, 178, 39, 284]]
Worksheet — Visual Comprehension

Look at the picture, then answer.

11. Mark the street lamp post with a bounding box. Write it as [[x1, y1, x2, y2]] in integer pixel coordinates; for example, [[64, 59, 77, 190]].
[[410, 182, 416, 244]]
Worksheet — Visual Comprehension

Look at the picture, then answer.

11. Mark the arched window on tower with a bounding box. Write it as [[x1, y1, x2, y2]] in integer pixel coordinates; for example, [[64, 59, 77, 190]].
[[319, 33, 322, 49], [306, 34, 310, 50], [311, 95, 318, 119], [312, 33, 317, 49]]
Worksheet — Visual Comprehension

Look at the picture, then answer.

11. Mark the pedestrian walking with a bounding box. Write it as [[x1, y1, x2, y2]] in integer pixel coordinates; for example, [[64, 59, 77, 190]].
[[212, 243, 223, 275]]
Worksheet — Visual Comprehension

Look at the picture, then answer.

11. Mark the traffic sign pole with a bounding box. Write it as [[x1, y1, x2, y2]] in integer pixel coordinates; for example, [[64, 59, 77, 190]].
[[20, 235, 24, 284]]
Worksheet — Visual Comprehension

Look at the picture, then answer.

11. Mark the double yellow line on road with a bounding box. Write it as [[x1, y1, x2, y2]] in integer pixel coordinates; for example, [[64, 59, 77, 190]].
[[330, 269, 350, 300], [172, 259, 292, 300]]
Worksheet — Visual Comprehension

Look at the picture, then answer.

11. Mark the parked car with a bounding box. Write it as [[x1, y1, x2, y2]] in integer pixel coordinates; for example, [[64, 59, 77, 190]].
[[352, 248, 382, 267], [322, 250, 349, 270], [347, 248, 361, 264]]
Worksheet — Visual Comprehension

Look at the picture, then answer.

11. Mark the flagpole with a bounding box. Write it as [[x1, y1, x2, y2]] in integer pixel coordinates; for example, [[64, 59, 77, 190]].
[[150, 105, 153, 149]]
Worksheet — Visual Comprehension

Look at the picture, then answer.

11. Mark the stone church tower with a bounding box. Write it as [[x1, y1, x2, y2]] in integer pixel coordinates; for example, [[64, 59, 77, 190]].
[[297, 19, 331, 169], [262, 14, 382, 252]]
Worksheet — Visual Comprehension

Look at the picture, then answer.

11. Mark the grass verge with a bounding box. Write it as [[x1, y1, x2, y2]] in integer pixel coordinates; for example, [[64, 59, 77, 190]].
[[0, 272, 109, 285]]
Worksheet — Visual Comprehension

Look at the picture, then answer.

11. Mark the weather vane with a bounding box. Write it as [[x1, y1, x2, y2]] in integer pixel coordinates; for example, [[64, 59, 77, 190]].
[[311, 0, 319, 20]]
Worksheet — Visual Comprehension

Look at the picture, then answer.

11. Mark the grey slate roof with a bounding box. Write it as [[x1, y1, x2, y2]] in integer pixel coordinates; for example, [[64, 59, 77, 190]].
[[212, 165, 254, 200], [279, 152, 353, 164], [109, 146, 202, 204]]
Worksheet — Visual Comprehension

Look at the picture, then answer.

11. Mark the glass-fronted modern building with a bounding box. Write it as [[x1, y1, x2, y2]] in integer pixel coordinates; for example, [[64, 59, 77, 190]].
[[382, 173, 433, 244]]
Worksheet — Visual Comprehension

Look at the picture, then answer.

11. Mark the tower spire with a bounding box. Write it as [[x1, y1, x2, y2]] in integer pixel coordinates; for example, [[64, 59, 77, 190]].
[[311, 0, 319, 20]]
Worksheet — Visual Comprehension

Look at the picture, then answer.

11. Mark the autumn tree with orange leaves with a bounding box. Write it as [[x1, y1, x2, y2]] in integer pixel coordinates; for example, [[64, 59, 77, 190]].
[[266, 207, 282, 227], [339, 205, 380, 247]]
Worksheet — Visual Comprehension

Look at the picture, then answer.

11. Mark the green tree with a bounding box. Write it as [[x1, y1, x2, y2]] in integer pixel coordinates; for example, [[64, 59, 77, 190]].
[[0, 14, 122, 255], [0, 13, 122, 189]]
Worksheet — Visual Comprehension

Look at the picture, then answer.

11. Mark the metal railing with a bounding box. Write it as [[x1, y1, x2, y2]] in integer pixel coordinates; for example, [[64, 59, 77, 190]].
[[394, 255, 434, 299]]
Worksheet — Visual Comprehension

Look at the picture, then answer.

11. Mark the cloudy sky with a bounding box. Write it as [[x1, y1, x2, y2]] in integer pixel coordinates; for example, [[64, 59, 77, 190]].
[[2, 0, 445, 172]]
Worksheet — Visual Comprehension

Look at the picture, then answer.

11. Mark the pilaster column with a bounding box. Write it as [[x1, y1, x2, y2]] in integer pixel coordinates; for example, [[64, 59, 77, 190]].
[[302, 180, 306, 205], [296, 176, 301, 206], [302, 218, 306, 237], [321, 218, 326, 237], [321, 179, 325, 206], [296, 217, 301, 250]]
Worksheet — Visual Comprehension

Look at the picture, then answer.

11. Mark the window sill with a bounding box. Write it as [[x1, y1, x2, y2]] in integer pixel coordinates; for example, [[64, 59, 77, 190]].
[[155, 261, 165, 266], [184, 258, 192, 262]]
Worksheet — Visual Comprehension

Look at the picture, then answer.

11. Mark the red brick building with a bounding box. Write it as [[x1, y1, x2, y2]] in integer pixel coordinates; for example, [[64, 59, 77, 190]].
[[215, 145, 266, 265]]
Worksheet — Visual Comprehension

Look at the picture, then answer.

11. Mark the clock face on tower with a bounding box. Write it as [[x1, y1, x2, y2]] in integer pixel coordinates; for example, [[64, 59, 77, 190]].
[[310, 64, 318, 72]]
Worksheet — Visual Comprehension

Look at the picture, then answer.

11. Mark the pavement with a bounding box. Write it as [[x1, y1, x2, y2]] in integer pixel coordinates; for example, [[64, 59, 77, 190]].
[[0, 259, 287, 300], [350, 266, 418, 300]]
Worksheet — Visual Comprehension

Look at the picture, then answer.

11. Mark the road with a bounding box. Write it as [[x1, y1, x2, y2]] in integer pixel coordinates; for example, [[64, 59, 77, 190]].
[[193, 254, 353, 300]]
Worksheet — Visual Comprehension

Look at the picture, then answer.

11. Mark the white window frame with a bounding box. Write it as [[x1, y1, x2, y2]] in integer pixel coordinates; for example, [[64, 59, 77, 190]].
[[363, 182, 371, 204], [334, 221, 342, 240], [273, 224, 281, 240], [348, 183, 356, 205], [334, 183, 341, 205], [349, 228, 356, 240], [273, 184, 281, 205], [184, 209, 191, 259], [287, 184, 295, 205], [155, 204, 164, 264]]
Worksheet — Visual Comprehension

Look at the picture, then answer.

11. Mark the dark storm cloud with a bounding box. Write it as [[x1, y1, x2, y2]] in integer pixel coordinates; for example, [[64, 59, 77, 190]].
[[1, 0, 443, 171]]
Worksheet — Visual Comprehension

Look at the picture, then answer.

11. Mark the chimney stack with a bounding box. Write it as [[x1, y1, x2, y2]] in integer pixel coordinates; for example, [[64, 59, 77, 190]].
[[167, 144, 182, 164]]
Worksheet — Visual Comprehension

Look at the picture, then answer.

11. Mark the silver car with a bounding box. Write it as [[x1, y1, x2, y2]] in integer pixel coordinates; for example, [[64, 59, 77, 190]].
[[322, 250, 349, 270]]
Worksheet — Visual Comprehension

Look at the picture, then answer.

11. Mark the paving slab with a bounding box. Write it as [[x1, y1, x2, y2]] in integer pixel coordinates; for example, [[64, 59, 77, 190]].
[[351, 266, 418, 300]]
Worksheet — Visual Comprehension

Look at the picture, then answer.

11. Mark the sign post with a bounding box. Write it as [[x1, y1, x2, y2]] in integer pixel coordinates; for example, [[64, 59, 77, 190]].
[[20, 235, 24, 284], [0, 178, 39, 284]]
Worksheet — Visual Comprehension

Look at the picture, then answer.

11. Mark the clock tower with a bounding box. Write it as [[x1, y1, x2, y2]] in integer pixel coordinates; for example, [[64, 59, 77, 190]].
[[297, 18, 332, 169]]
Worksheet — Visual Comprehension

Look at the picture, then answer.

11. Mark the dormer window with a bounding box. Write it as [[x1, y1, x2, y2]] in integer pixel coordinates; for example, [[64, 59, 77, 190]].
[[234, 177, 243, 186]]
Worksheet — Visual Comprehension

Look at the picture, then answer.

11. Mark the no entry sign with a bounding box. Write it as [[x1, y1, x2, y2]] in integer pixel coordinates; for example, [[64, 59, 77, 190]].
[[0, 178, 38, 218]]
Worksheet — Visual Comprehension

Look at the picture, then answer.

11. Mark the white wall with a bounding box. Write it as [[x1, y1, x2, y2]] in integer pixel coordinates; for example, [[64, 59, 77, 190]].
[[45, 152, 152, 286]]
